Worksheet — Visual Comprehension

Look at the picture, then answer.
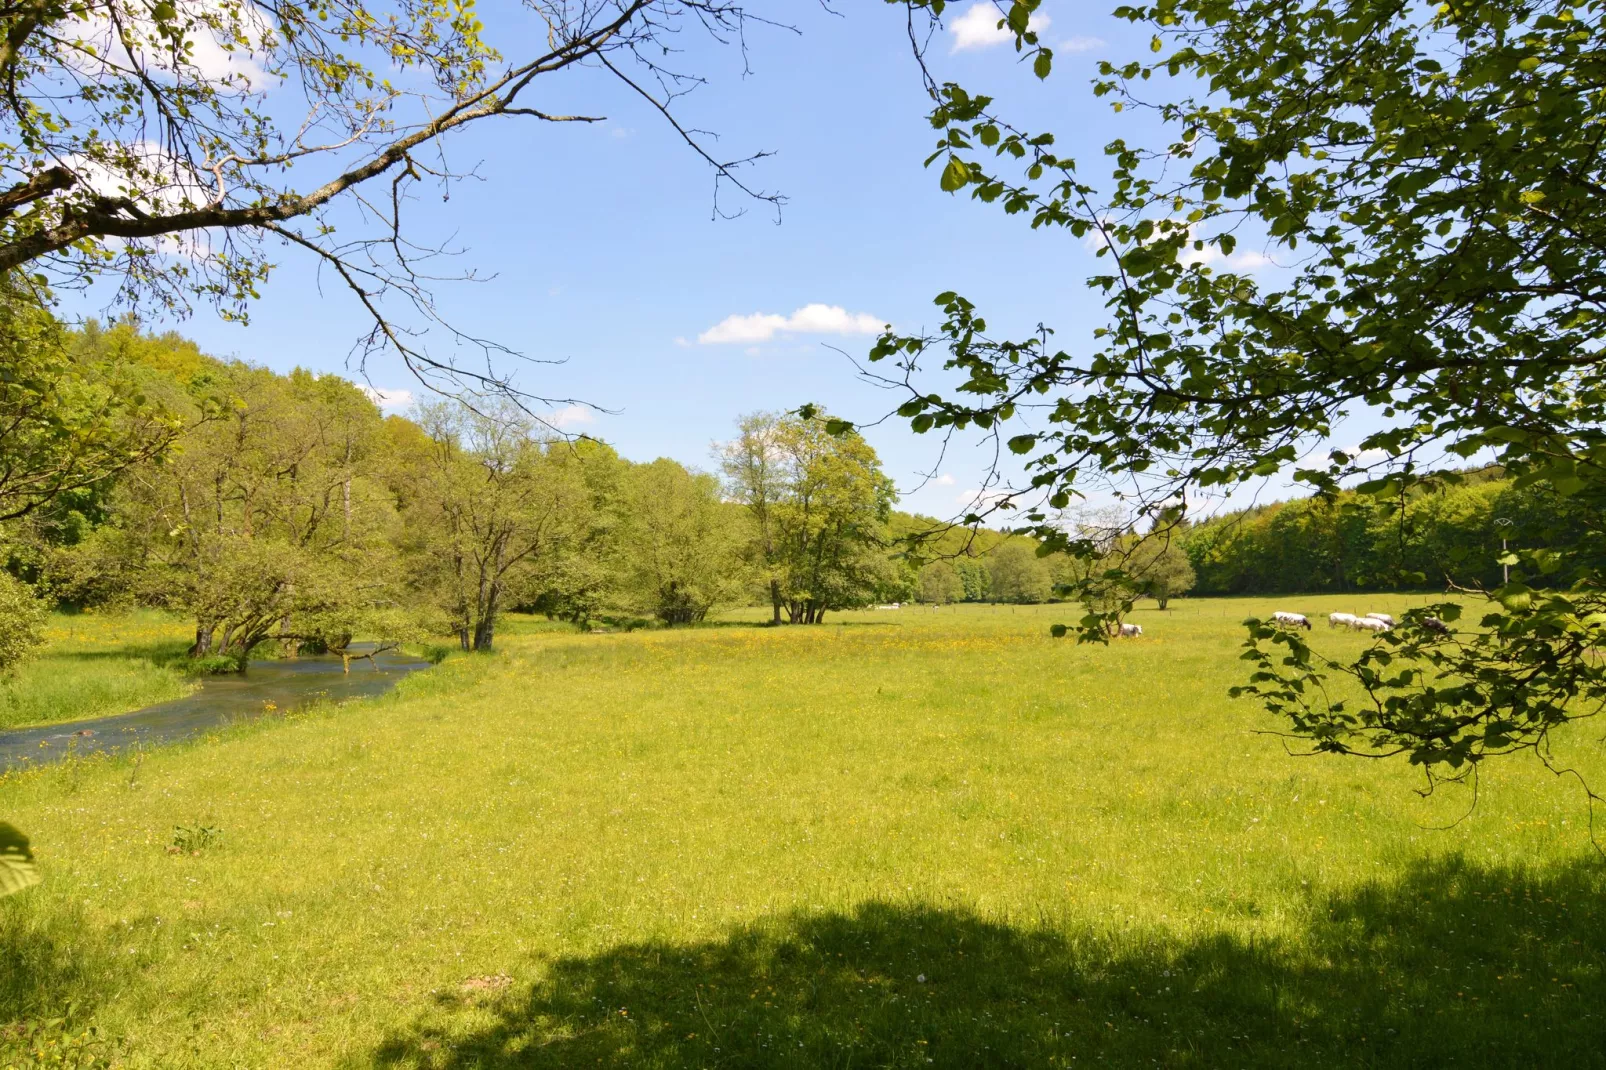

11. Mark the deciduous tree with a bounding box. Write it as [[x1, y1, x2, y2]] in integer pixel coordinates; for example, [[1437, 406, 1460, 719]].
[[720, 412, 897, 624], [614, 458, 746, 625], [405, 401, 593, 649]]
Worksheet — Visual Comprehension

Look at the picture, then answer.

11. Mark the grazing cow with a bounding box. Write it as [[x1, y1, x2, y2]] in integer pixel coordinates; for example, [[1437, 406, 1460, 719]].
[[1272, 611, 1313, 630], [1118, 622, 1143, 638], [1365, 612, 1395, 626], [1423, 616, 1450, 635], [1352, 616, 1390, 633], [1329, 612, 1358, 629]]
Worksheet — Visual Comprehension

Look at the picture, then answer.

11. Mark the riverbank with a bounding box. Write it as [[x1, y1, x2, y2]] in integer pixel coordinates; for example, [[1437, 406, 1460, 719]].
[[0, 611, 199, 731]]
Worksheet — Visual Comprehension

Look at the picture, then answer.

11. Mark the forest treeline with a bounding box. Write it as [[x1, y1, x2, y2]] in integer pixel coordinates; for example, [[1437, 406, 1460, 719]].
[[0, 306, 1082, 669], [1179, 469, 1605, 596], [13, 307, 1584, 674]]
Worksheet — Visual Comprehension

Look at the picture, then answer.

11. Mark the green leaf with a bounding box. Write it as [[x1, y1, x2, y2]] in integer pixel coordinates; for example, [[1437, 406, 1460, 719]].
[[0, 823, 39, 898], [940, 157, 971, 193], [1033, 49, 1053, 79]]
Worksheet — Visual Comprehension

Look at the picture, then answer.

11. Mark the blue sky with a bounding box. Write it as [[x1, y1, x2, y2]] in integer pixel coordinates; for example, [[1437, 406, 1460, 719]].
[[62, 2, 1363, 521]]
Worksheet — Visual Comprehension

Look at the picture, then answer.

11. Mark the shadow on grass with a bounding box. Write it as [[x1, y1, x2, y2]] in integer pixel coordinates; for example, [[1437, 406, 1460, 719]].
[[0, 898, 118, 1020], [365, 856, 1606, 1069]]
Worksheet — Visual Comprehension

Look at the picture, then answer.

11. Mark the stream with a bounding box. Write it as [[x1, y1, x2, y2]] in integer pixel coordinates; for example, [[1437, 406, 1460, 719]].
[[0, 644, 432, 771]]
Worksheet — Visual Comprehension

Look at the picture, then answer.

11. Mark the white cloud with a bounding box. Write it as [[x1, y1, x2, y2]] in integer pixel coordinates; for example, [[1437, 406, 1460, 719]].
[[950, 1, 1050, 52], [934, 473, 957, 487], [63, 0, 273, 89], [957, 488, 1012, 509], [1335, 444, 1388, 464], [359, 386, 413, 412], [697, 303, 885, 345], [1060, 35, 1106, 52], [673, 336, 692, 348], [1082, 217, 1276, 272], [550, 404, 595, 429], [1178, 241, 1276, 271]]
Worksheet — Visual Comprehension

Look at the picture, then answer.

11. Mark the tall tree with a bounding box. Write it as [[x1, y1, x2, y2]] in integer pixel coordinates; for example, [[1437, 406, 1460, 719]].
[[614, 458, 746, 625], [0, 280, 182, 527], [720, 412, 897, 624], [917, 559, 963, 604], [866, 0, 1606, 786], [1127, 536, 1196, 610], [719, 412, 789, 624], [110, 362, 400, 664], [405, 401, 592, 650], [986, 540, 1050, 603]]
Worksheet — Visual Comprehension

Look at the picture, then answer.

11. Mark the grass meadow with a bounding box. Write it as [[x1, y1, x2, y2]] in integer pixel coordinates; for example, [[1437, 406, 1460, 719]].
[[3, 596, 1606, 1067], [0, 611, 198, 731]]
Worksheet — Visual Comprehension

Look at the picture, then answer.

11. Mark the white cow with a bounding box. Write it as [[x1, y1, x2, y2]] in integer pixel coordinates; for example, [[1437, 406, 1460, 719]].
[[1329, 612, 1358, 629], [1272, 611, 1313, 630], [1118, 622, 1143, 638], [1352, 616, 1390, 633], [1364, 612, 1395, 626]]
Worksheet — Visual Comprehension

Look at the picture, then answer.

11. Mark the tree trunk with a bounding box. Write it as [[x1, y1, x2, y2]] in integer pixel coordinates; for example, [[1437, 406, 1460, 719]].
[[189, 624, 214, 657], [474, 581, 499, 651], [458, 628, 471, 652], [815, 607, 826, 624]]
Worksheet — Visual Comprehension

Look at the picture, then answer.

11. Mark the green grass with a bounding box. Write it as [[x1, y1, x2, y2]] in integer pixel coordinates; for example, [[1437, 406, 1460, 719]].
[[3, 596, 1605, 1067], [0, 611, 198, 730]]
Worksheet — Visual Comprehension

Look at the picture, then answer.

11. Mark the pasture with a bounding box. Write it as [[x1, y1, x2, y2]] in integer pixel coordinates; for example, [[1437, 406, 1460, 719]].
[[3, 596, 1604, 1067]]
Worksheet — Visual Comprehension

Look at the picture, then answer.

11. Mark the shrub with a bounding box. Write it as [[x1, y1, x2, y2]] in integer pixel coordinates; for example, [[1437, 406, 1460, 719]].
[[0, 573, 46, 674]]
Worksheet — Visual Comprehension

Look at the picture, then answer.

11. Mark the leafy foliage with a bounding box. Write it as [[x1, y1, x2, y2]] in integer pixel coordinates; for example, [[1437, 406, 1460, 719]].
[[0, 572, 47, 673], [916, 559, 964, 604], [871, 0, 1606, 782], [986, 540, 1051, 603], [720, 412, 899, 624], [613, 459, 748, 625]]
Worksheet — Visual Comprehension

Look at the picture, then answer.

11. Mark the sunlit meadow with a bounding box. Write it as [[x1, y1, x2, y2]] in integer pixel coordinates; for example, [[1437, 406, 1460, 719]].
[[0, 611, 197, 731], [2, 597, 1603, 1067]]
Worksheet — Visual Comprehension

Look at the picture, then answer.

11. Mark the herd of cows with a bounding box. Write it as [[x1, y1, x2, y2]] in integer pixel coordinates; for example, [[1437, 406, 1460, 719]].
[[1269, 610, 1449, 634], [1115, 611, 1402, 640], [1273, 610, 1394, 632]]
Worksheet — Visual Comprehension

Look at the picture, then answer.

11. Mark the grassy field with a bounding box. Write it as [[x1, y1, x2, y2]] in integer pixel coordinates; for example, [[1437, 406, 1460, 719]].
[[0, 611, 199, 731], [3, 595, 1605, 1067]]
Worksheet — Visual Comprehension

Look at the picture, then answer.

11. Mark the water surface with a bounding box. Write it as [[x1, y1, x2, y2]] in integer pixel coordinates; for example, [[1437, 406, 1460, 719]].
[[0, 645, 430, 771]]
